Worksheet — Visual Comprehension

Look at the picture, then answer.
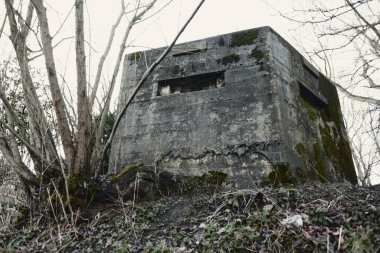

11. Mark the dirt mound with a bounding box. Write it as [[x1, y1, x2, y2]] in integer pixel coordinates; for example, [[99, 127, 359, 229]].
[[1, 183, 379, 252]]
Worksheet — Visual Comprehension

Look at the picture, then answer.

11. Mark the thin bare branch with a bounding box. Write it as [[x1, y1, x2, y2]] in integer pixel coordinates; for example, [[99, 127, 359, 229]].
[[89, 3, 126, 110], [28, 36, 99, 62], [0, 14, 8, 41], [52, 3, 75, 38], [345, 0, 380, 39], [334, 81, 380, 105], [135, 0, 175, 24]]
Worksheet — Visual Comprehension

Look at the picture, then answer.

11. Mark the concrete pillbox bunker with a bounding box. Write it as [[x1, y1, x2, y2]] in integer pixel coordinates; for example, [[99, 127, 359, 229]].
[[109, 26, 357, 186]]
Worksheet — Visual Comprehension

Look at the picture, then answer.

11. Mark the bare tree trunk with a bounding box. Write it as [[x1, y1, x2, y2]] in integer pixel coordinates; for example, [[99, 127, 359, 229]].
[[74, 0, 91, 175], [32, 0, 76, 174]]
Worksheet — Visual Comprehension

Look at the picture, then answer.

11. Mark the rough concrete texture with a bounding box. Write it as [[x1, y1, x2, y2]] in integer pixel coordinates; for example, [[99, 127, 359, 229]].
[[110, 26, 357, 187]]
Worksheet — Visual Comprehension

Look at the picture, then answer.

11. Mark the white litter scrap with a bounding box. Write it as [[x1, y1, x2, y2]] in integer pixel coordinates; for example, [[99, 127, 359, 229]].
[[280, 214, 303, 227]]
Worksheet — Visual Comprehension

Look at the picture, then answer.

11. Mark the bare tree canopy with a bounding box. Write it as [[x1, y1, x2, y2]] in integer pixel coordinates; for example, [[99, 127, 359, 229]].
[[284, 0, 380, 105], [281, 0, 380, 184]]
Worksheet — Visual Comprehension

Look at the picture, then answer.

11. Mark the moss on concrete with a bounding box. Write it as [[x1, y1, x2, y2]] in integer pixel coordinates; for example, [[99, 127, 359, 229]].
[[300, 98, 319, 121], [128, 52, 141, 61], [231, 30, 258, 47], [295, 167, 306, 182], [318, 125, 357, 183], [250, 48, 264, 62], [263, 163, 295, 186], [295, 143, 308, 161], [218, 37, 225, 47], [313, 143, 327, 182], [318, 75, 357, 184], [111, 163, 145, 184], [219, 53, 240, 65]]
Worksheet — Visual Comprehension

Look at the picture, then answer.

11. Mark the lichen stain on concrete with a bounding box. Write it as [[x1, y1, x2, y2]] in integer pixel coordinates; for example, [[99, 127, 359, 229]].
[[208, 112, 221, 123]]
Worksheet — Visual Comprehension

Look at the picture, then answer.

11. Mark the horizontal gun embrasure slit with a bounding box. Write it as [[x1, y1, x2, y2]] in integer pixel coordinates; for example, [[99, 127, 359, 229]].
[[157, 71, 225, 96], [299, 82, 328, 109]]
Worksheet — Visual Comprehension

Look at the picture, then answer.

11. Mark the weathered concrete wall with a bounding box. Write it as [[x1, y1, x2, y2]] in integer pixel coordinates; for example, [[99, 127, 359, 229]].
[[110, 26, 357, 186], [266, 30, 357, 184]]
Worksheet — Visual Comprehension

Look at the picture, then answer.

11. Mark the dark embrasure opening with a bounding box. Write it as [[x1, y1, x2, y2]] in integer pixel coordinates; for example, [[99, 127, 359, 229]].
[[157, 71, 225, 96]]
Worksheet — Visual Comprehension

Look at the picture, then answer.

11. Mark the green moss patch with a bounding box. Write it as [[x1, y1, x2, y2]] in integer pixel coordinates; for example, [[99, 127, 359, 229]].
[[128, 52, 141, 61], [300, 98, 319, 120], [198, 171, 228, 186], [319, 125, 357, 183], [317, 75, 357, 183], [111, 163, 144, 184], [295, 167, 305, 181], [218, 37, 225, 46], [319, 77, 342, 129], [313, 143, 327, 182], [219, 53, 240, 65], [231, 30, 258, 47], [68, 174, 98, 196], [295, 143, 308, 161], [250, 48, 264, 61], [263, 163, 295, 186]]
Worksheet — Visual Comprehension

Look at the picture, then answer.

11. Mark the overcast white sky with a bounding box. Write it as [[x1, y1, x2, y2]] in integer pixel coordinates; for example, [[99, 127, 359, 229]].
[[37, 0, 297, 101], [1, 0, 296, 91], [0, 0, 299, 107]]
